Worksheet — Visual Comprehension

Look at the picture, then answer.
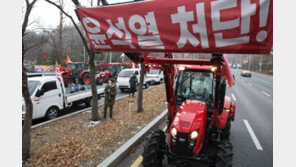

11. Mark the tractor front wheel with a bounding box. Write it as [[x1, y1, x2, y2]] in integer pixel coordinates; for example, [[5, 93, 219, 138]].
[[215, 140, 233, 167], [222, 114, 232, 140], [81, 73, 90, 85], [142, 129, 165, 167]]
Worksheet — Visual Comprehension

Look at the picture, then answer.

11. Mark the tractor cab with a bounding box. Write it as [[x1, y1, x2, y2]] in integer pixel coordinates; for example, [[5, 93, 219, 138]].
[[65, 63, 85, 76], [175, 65, 215, 112]]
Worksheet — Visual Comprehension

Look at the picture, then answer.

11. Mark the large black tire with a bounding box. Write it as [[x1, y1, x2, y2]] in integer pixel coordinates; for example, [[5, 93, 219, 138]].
[[84, 97, 92, 107], [215, 140, 233, 167], [45, 107, 59, 120], [222, 114, 232, 140], [144, 82, 149, 89], [142, 130, 165, 167], [120, 88, 125, 92], [81, 72, 90, 85]]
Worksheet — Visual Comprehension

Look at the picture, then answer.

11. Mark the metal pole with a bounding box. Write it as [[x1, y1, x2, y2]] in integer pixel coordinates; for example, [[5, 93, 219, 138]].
[[110, 52, 112, 63], [129, 99, 132, 129]]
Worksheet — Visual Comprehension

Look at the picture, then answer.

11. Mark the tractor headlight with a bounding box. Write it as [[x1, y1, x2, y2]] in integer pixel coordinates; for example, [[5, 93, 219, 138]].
[[171, 127, 177, 139], [190, 131, 198, 140]]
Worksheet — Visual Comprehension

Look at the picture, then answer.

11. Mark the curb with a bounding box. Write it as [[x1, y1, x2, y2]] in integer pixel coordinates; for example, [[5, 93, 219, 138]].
[[97, 109, 168, 167]]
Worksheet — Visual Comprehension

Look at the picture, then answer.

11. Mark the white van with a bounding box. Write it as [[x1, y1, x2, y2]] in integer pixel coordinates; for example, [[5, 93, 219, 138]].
[[146, 69, 164, 85], [116, 68, 149, 92], [22, 76, 104, 120]]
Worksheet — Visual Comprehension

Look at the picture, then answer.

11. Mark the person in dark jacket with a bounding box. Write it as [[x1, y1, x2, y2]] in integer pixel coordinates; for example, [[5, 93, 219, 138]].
[[129, 72, 138, 97], [104, 79, 117, 118]]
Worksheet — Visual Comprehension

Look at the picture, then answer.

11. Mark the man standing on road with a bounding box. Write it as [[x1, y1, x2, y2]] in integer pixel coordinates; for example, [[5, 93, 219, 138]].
[[129, 72, 138, 98], [104, 79, 117, 119]]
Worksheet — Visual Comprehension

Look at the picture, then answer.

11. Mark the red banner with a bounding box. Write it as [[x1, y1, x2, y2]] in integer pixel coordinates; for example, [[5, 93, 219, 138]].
[[77, 0, 273, 54]]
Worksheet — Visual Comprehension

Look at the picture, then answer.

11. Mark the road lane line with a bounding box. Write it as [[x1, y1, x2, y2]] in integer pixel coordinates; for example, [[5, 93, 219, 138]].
[[248, 83, 253, 86], [231, 93, 237, 101], [130, 125, 167, 167], [261, 91, 271, 97], [130, 155, 143, 167], [243, 119, 263, 150]]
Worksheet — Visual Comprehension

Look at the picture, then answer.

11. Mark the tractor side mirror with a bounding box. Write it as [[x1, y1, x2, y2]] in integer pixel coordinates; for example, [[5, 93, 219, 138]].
[[35, 89, 44, 97]]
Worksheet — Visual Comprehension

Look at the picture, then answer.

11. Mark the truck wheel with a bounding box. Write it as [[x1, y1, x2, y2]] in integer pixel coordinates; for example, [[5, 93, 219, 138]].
[[142, 129, 165, 167], [160, 79, 163, 84], [222, 114, 232, 140], [120, 88, 125, 92], [81, 73, 90, 85], [215, 140, 233, 167], [45, 107, 59, 120], [85, 97, 92, 107], [65, 78, 75, 87], [144, 82, 149, 89]]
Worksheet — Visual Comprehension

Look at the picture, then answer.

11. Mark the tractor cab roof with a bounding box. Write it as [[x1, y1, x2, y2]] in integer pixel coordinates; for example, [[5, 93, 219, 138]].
[[177, 65, 212, 71]]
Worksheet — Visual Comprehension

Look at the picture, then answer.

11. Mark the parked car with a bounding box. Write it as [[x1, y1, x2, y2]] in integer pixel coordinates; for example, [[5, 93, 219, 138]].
[[117, 68, 149, 92], [22, 75, 104, 120], [146, 69, 164, 85], [241, 70, 252, 77]]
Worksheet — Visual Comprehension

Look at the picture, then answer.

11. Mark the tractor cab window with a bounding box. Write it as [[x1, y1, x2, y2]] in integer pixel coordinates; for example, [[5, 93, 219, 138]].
[[66, 63, 76, 72], [176, 71, 214, 106], [77, 64, 84, 72]]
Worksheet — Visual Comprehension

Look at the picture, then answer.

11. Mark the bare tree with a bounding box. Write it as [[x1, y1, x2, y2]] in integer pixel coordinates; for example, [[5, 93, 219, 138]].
[[22, 0, 38, 160], [44, 0, 100, 121], [58, 0, 65, 64], [137, 58, 145, 112]]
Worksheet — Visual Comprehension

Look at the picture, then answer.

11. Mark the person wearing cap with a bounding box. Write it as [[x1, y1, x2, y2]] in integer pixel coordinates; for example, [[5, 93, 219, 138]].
[[104, 79, 117, 118], [129, 72, 138, 97]]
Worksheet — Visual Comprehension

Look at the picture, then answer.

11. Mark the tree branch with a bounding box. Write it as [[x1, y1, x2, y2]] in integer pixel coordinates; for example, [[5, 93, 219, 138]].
[[44, 0, 93, 56]]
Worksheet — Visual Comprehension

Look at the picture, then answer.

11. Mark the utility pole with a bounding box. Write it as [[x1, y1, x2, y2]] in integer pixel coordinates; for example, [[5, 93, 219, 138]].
[[110, 52, 112, 63], [83, 31, 86, 62]]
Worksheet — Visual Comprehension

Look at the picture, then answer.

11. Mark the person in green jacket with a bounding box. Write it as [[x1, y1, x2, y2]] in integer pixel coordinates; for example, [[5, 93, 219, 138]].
[[104, 79, 117, 118]]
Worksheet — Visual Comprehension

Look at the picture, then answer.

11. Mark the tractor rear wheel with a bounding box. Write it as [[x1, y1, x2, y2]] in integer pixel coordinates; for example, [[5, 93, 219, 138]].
[[142, 129, 165, 167], [215, 140, 233, 167], [81, 73, 90, 85]]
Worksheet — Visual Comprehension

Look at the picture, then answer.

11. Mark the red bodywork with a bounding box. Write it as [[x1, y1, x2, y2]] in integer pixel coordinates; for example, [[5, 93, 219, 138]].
[[96, 62, 112, 83], [169, 100, 207, 156]]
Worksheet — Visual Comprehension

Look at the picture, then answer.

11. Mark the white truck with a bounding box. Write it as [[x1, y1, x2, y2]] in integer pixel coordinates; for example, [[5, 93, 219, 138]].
[[22, 75, 105, 120], [116, 68, 149, 92], [146, 69, 164, 85]]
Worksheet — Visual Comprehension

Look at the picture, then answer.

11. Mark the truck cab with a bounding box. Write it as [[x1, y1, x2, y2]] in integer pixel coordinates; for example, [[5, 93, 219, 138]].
[[23, 76, 65, 120]]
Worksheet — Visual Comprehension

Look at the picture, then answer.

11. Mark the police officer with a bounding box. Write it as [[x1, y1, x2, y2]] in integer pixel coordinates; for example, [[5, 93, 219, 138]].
[[104, 79, 117, 118]]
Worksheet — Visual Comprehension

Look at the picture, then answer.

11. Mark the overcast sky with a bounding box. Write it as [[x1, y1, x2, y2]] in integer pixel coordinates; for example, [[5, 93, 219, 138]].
[[28, 0, 132, 30]]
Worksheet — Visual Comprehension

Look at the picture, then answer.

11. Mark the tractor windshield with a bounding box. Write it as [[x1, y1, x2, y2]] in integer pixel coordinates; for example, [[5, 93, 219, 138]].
[[176, 70, 214, 105]]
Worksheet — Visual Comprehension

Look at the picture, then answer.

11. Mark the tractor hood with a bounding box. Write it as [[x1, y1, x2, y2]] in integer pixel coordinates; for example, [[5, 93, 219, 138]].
[[172, 100, 207, 133]]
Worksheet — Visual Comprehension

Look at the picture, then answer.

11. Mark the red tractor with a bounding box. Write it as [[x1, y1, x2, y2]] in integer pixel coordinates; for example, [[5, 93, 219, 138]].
[[126, 53, 236, 167], [47, 59, 90, 87], [95, 62, 113, 84], [95, 61, 133, 84]]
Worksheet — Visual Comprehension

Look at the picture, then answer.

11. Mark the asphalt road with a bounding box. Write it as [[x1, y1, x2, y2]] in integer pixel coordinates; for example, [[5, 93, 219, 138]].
[[32, 83, 159, 126], [118, 69, 273, 167]]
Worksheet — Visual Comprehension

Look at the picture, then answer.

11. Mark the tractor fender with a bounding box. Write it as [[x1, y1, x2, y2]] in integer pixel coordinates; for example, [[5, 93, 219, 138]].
[[219, 96, 232, 129], [79, 70, 90, 79]]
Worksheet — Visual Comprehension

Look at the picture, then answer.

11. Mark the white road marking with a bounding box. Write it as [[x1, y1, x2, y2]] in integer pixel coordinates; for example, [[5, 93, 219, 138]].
[[231, 93, 237, 101], [261, 91, 271, 97], [248, 83, 253, 86], [243, 119, 263, 150]]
